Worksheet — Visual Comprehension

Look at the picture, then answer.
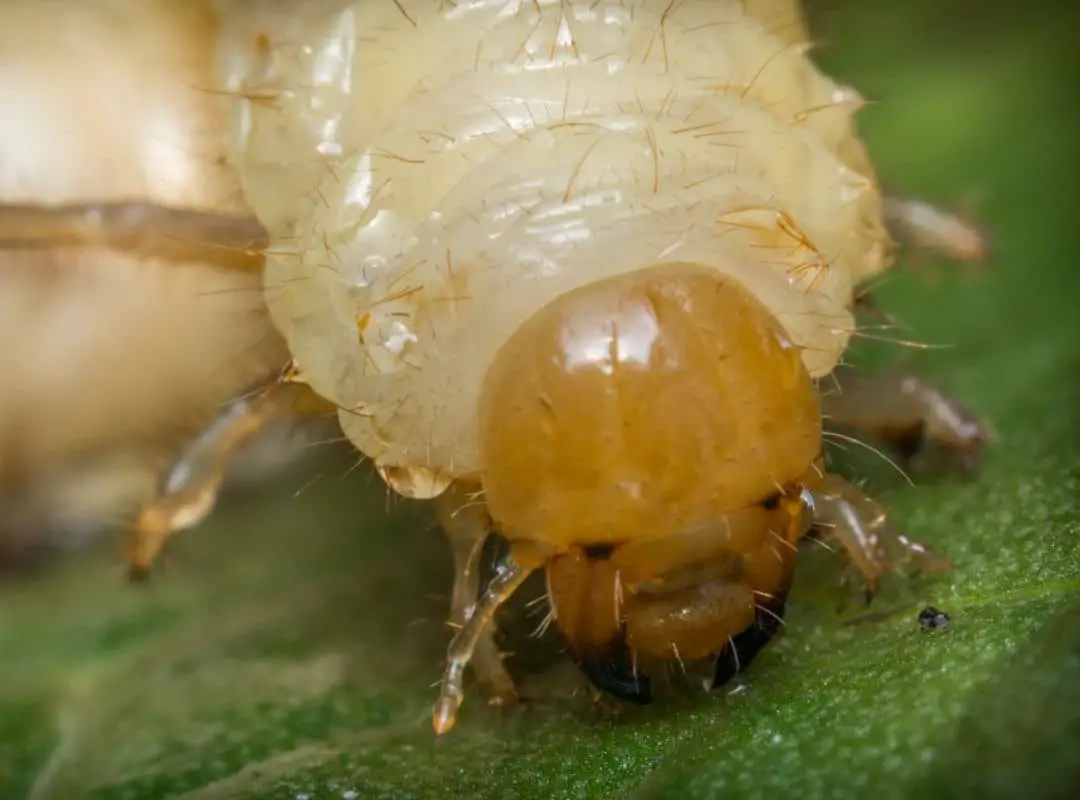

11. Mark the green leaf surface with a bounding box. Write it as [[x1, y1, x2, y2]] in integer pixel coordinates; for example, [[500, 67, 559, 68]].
[[3, 2, 1078, 798]]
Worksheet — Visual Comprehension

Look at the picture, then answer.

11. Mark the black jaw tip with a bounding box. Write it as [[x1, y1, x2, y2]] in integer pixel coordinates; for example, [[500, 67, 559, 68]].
[[711, 590, 789, 690], [577, 646, 653, 704]]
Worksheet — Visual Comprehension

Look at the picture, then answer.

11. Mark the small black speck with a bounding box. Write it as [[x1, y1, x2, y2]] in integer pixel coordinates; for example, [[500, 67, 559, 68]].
[[918, 606, 951, 631]]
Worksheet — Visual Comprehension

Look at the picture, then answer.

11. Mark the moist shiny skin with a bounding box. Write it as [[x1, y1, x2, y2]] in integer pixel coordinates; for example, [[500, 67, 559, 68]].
[[220, 0, 891, 495]]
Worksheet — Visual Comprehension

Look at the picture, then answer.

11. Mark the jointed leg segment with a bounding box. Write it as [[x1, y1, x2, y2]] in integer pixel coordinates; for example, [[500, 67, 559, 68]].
[[883, 194, 991, 266], [806, 474, 950, 599], [0, 200, 267, 270], [432, 552, 536, 735], [432, 483, 518, 705], [125, 377, 334, 579], [821, 371, 991, 475]]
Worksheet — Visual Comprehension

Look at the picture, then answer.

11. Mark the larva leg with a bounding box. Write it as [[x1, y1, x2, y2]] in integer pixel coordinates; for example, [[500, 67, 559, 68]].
[[883, 195, 991, 265], [126, 377, 333, 579], [807, 474, 950, 599], [821, 371, 991, 476], [433, 552, 537, 735], [431, 483, 518, 706], [0, 201, 267, 270]]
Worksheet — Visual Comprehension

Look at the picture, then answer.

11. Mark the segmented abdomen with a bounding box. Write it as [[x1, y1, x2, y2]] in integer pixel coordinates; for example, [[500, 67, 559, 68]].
[[220, 0, 892, 496]]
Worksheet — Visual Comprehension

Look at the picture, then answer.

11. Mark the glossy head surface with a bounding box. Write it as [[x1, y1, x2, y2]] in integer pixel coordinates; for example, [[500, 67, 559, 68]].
[[477, 262, 821, 552]]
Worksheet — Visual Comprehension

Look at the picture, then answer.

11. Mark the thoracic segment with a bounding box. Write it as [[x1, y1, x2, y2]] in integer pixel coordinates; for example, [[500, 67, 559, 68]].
[[220, 0, 893, 496]]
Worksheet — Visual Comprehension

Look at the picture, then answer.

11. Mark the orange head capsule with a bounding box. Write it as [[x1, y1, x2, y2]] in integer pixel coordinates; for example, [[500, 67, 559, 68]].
[[476, 262, 822, 699]]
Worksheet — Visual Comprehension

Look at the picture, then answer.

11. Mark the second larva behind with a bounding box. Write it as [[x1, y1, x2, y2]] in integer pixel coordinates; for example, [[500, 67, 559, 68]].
[[66, 0, 1002, 734]]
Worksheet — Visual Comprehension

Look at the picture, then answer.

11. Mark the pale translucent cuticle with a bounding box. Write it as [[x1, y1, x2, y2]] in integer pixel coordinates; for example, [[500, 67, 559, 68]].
[[218, 0, 891, 496]]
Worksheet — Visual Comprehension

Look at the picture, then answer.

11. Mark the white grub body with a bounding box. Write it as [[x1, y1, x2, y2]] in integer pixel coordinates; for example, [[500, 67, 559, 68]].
[[221, 0, 894, 497], [0, 1, 289, 538]]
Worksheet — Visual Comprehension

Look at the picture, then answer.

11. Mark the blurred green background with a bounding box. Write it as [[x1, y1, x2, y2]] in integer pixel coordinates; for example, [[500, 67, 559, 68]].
[[2, 1, 1079, 798]]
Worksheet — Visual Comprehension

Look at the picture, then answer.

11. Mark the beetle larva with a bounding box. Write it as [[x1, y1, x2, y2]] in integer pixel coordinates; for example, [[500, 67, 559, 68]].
[[2, 0, 991, 734], [0, 0, 302, 556]]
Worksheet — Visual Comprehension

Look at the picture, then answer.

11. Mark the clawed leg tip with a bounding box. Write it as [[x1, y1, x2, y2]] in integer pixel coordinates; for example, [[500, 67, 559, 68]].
[[432, 708, 457, 736]]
